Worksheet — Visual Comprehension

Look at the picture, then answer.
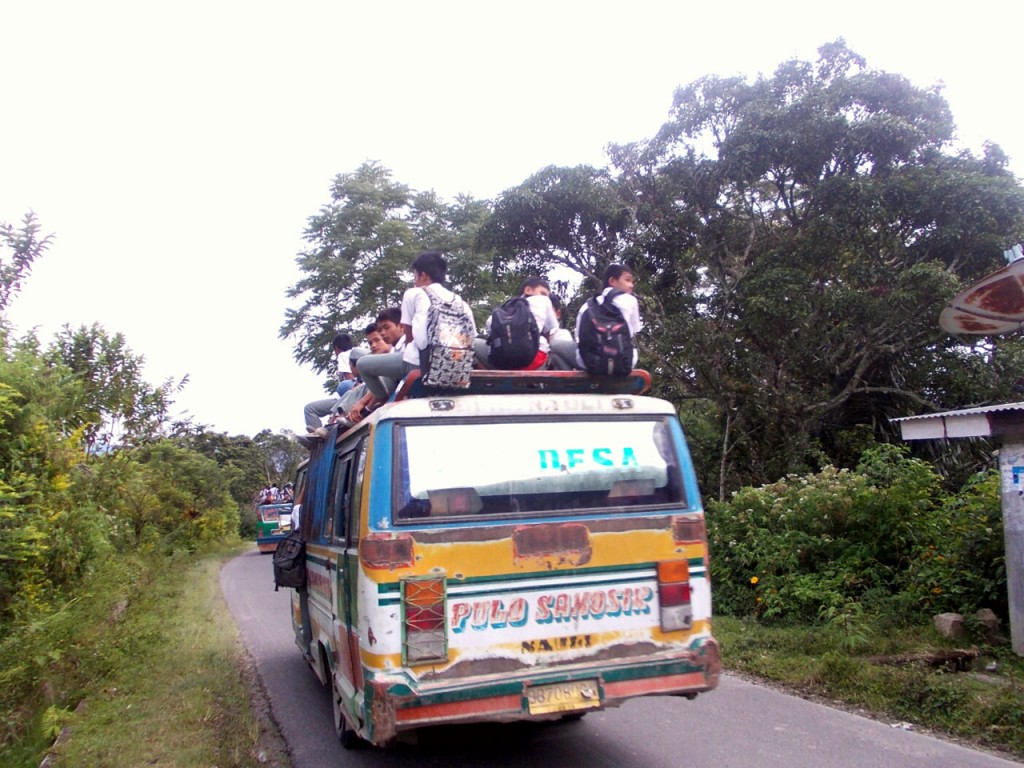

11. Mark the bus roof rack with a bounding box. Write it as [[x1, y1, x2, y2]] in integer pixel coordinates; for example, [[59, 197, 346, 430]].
[[394, 369, 651, 401]]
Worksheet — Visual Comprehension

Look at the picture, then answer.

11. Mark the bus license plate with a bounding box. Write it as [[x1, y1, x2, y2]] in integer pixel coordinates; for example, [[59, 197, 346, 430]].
[[526, 679, 600, 715]]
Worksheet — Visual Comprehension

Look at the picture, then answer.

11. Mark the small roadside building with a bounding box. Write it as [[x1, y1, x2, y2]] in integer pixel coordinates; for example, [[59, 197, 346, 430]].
[[893, 403, 1024, 655]]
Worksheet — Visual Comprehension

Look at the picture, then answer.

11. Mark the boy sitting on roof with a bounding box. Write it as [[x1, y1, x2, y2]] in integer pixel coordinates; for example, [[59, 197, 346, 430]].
[[353, 251, 475, 420]]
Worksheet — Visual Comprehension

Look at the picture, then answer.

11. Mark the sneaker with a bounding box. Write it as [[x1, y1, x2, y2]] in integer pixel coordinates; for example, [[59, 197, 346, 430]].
[[313, 427, 328, 438]]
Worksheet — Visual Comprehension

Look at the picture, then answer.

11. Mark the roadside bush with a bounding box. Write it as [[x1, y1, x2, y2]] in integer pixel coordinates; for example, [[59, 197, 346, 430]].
[[707, 444, 1005, 624], [902, 469, 1005, 617]]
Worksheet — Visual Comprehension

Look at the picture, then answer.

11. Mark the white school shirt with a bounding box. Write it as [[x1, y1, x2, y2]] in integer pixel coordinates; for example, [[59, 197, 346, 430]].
[[526, 294, 559, 353], [574, 288, 643, 367], [549, 326, 574, 344], [336, 349, 352, 381], [400, 284, 477, 366]]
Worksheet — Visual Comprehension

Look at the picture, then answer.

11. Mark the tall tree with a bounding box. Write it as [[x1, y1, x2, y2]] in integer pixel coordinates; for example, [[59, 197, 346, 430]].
[[0, 212, 52, 314], [478, 165, 633, 302], [44, 324, 183, 453], [610, 40, 1024, 491], [281, 161, 494, 375]]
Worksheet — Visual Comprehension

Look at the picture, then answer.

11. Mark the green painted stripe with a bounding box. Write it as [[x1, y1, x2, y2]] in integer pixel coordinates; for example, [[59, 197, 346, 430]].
[[372, 656, 706, 709], [600, 657, 704, 683]]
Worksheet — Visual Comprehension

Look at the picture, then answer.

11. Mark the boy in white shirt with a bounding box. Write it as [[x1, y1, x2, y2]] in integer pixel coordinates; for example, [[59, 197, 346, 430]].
[[574, 264, 643, 370], [355, 251, 475, 419], [476, 277, 561, 370], [302, 333, 355, 432]]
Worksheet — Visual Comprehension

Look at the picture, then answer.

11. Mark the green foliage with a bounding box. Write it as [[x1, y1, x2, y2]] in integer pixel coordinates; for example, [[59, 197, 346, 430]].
[[175, 428, 305, 538], [0, 212, 52, 313], [40, 706, 70, 741], [901, 469, 1006, 614], [279, 43, 1024, 494], [0, 324, 243, 624], [281, 161, 496, 375], [0, 553, 144, 755], [134, 442, 239, 547], [707, 444, 1005, 623], [612, 40, 1024, 489], [0, 344, 96, 623], [43, 324, 185, 454], [0, 547, 270, 767], [0, 211, 271, 760], [479, 165, 632, 297], [69, 445, 240, 552]]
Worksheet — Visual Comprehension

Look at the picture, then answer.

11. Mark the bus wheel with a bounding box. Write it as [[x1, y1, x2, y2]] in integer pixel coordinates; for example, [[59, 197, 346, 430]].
[[332, 675, 362, 749]]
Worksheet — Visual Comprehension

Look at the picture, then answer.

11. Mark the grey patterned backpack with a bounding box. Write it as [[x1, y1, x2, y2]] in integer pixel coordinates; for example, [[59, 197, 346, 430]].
[[418, 287, 475, 389]]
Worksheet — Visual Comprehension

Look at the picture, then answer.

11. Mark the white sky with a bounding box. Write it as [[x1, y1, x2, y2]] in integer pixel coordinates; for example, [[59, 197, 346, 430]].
[[2, 1, 1022, 437]]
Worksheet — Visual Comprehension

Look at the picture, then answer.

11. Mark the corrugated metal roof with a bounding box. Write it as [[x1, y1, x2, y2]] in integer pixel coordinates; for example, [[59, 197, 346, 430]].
[[894, 401, 1024, 440], [892, 402, 1024, 423]]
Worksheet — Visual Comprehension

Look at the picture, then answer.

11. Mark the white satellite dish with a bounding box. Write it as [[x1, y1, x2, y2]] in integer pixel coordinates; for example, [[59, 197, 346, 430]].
[[940, 258, 1024, 335]]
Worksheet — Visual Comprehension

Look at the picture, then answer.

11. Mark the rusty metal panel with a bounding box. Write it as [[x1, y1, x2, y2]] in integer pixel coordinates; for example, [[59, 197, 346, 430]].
[[512, 522, 591, 561], [940, 259, 1024, 335]]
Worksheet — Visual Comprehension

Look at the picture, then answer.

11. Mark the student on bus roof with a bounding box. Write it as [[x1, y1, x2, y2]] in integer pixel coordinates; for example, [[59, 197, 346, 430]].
[[354, 251, 475, 419]]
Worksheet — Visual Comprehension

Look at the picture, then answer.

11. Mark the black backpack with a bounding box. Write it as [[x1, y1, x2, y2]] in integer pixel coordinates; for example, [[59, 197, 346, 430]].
[[577, 289, 634, 376], [272, 531, 306, 591], [487, 297, 540, 369]]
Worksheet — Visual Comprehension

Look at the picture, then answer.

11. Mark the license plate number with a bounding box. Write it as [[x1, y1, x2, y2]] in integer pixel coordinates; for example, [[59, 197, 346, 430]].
[[526, 679, 600, 715]]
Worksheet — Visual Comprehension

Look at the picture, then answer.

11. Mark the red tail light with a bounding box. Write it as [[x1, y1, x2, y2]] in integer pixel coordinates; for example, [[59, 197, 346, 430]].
[[658, 582, 692, 606], [405, 604, 445, 631], [402, 576, 448, 665], [657, 559, 693, 632]]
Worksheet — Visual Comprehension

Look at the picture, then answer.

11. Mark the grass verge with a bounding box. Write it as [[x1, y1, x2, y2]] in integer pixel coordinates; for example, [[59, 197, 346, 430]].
[[0, 544, 286, 768], [715, 615, 1024, 760]]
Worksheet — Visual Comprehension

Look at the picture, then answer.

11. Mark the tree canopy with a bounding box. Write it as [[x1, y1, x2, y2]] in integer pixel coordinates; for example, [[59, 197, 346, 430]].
[[284, 41, 1024, 494], [0, 212, 51, 315], [609, 40, 1024, 490], [280, 161, 496, 375]]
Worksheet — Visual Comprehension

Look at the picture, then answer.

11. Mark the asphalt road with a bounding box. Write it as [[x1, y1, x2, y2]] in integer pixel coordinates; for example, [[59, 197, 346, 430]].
[[222, 548, 1022, 768]]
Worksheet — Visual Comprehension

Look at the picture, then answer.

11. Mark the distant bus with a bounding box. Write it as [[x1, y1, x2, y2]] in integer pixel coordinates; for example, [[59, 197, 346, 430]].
[[255, 502, 292, 553], [286, 369, 720, 747]]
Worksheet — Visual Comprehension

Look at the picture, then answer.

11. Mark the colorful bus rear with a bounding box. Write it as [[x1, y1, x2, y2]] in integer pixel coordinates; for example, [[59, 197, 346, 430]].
[[256, 503, 292, 553], [289, 370, 719, 747]]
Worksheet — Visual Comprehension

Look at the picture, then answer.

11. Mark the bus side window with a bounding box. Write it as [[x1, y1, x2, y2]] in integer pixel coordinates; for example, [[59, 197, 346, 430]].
[[331, 453, 353, 545], [346, 439, 367, 544], [293, 468, 309, 539]]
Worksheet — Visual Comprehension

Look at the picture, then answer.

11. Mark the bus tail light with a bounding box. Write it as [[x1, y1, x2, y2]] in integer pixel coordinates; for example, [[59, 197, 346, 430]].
[[402, 576, 448, 665], [657, 560, 693, 632]]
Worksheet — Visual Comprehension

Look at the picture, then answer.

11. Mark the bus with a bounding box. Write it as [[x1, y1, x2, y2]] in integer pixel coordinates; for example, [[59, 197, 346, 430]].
[[256, 502, 292, 553], [287, 369, 719, 747]]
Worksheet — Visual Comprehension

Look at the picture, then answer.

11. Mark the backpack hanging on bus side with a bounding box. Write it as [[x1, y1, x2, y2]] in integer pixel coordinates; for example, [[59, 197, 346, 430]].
[[419, 287, 475, 389], [272, 530, 306, 591], [486, 297, 540, 369], [577, 289, 633, 376]]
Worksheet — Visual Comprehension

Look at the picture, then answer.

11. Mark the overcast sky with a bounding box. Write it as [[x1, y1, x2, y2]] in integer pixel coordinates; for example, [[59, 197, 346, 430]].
[[2, 1, 1022, 437]]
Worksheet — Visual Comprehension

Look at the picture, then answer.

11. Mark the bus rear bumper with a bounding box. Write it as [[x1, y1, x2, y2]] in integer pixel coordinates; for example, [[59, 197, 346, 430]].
[[256, 535, 285, 553], [365, 637, 721, 744]]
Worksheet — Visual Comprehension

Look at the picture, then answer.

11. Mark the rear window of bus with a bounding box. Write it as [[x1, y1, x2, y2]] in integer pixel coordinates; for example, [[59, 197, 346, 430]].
[[392, 416, 686, 522]]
